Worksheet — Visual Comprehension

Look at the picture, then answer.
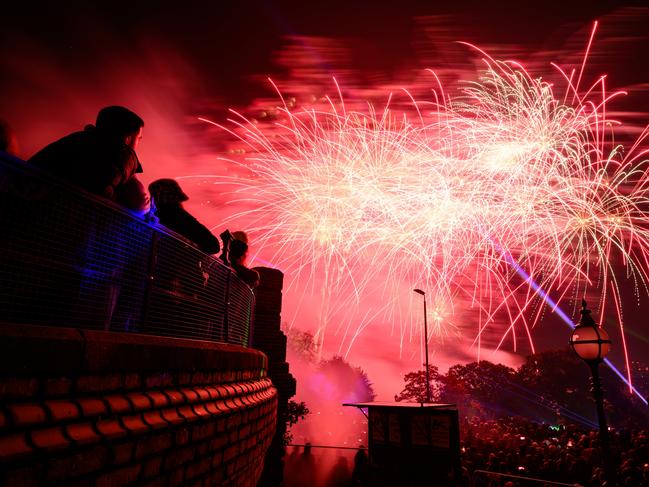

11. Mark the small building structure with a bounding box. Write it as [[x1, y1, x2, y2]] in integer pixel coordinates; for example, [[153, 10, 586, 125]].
[[344, 401, 461, 486]]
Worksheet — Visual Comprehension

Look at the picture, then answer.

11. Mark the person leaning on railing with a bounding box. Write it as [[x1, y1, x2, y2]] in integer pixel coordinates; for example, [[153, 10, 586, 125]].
[[228, 231, 260, 288], [148, 178, 221, 255], [29, 106, 149, 213]]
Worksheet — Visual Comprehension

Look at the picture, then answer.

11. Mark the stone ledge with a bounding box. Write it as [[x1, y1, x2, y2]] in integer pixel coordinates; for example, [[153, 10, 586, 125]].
[[0, 323, 84, 374], [0, 322, 267, 375]]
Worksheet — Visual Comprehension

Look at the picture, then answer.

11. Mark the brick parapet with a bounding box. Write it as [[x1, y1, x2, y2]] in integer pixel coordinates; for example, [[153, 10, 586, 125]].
[[0, 324, 277, 486], [252, 268, 296, 402], [252, 267, 296, 486]]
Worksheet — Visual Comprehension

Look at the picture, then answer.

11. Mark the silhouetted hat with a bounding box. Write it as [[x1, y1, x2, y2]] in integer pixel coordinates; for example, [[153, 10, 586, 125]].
[[229, 238, 249, 260], [96, 106, 143, 139], [93, 106, 144, 173], [232, 231, 249, 244], [149, 178, 189, 205]]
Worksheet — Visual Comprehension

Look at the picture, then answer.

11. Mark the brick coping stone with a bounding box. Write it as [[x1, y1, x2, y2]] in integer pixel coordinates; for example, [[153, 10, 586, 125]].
[[0, 322, 267, 375]]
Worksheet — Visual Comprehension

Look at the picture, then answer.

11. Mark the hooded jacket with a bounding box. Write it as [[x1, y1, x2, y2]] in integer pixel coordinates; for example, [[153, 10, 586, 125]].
[[29, 125, 142, 202]]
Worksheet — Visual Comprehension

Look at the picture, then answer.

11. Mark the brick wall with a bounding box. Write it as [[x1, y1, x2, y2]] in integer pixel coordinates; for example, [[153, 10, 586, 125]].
[[252, 267, 296, 486], [0, 324, 277, 486]]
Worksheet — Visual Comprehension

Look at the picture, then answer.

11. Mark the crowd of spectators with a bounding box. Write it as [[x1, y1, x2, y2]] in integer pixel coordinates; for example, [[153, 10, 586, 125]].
[[284, 443, 368, 487], [460, 416, 649, 486]]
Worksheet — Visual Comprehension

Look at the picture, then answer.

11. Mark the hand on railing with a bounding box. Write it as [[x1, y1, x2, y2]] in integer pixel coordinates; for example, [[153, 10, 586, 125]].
[[144, 210, 159, 224]]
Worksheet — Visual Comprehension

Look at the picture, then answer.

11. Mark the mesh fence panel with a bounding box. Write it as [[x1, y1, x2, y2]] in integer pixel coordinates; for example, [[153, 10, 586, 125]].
[[0, 154, 253, 345], [471, 470, 578, 486], [228, 274, 255, 346]]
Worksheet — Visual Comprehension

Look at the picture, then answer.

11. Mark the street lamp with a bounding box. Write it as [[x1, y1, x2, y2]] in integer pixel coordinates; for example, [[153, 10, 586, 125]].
[[569, 299, 615, 485], [413, 289, 431, 403]]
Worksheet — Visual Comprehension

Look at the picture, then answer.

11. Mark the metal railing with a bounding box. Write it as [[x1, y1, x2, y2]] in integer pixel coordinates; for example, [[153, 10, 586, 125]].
[[0, 153, 254, 346], [471, 470, 581, 487], [284, 445, 586, 486]]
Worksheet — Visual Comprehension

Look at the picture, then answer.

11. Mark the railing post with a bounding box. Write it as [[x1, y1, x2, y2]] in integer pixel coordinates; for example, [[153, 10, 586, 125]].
[[139, 231, 159, 330], [223, 268, 231, 343], [247, 292, 255, 348]]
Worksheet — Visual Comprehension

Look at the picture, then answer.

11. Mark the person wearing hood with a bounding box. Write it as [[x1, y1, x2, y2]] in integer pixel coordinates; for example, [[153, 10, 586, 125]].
[[29, 105, 149, 212], [228, 231, 260, 288], [148, 178, 221, 255]]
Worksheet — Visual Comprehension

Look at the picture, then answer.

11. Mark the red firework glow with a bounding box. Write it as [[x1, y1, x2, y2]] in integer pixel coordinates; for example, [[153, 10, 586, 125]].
[[192, 24, 649, 393], [3, 6, 649, 404]]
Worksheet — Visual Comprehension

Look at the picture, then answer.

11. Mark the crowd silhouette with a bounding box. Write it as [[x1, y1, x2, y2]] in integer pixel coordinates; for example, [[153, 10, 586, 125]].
[[0, 106, 259, 288], [461, 416, 649, 486], [284, 443, 369, 487], [283, 417, 648, 487]]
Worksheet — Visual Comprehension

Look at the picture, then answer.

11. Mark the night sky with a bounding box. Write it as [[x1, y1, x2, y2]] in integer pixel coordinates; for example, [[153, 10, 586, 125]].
[[4, 0, 648, 108]]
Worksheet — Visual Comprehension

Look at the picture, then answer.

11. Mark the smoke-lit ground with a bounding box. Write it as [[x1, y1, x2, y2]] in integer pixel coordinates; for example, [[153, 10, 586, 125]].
[[3, 2, 649, 456]]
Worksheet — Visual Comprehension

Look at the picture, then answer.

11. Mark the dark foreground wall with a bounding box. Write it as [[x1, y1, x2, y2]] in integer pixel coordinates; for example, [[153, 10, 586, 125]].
[[0, 323, 277, 486], [252, 268, 296, 486]]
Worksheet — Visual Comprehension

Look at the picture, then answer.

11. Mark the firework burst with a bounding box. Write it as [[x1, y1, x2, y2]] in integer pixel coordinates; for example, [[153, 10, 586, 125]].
[[197, 38, 649, 373]]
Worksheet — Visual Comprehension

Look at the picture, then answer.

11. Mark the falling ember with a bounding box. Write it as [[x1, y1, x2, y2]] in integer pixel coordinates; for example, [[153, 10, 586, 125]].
[[196, 35, 649, 374]]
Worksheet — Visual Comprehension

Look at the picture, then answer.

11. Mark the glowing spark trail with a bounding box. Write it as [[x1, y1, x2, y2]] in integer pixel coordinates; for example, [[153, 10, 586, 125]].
[[503, 245, 647, 405], [197, 39, 649, 382]]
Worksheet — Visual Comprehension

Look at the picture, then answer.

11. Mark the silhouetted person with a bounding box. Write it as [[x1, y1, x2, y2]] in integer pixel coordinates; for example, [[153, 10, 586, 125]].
[[219, 229, 234, 264], [352, 446, 368, 486], [229, 231, 260, 288], [29, 106, 148, 212], [285, 443, 318, 487], [284, 446, 302, 487], [149, 178, 220, 254], [0, 119, 20, 157], [326, 456, 352, 487], [294, 443, 317, 487]]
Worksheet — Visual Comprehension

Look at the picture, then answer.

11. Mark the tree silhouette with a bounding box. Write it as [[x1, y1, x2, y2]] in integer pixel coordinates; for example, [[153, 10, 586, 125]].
[[285, 327, 318, 363], [394, 364, 443, 402], [394, 350, 649, 428], [318, 356, 376, 402], [283, 400, 310, 445]]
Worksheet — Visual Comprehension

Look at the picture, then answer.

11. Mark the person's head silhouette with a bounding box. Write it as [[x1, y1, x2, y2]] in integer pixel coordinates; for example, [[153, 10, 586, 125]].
[[95, 106, 144, 169], [148, 179, 189, 207]]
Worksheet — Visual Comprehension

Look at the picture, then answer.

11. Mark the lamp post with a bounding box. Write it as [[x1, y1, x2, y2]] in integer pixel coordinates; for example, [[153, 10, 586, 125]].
[[413, 289, 431, 403], [569, 299, 615, 485]]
